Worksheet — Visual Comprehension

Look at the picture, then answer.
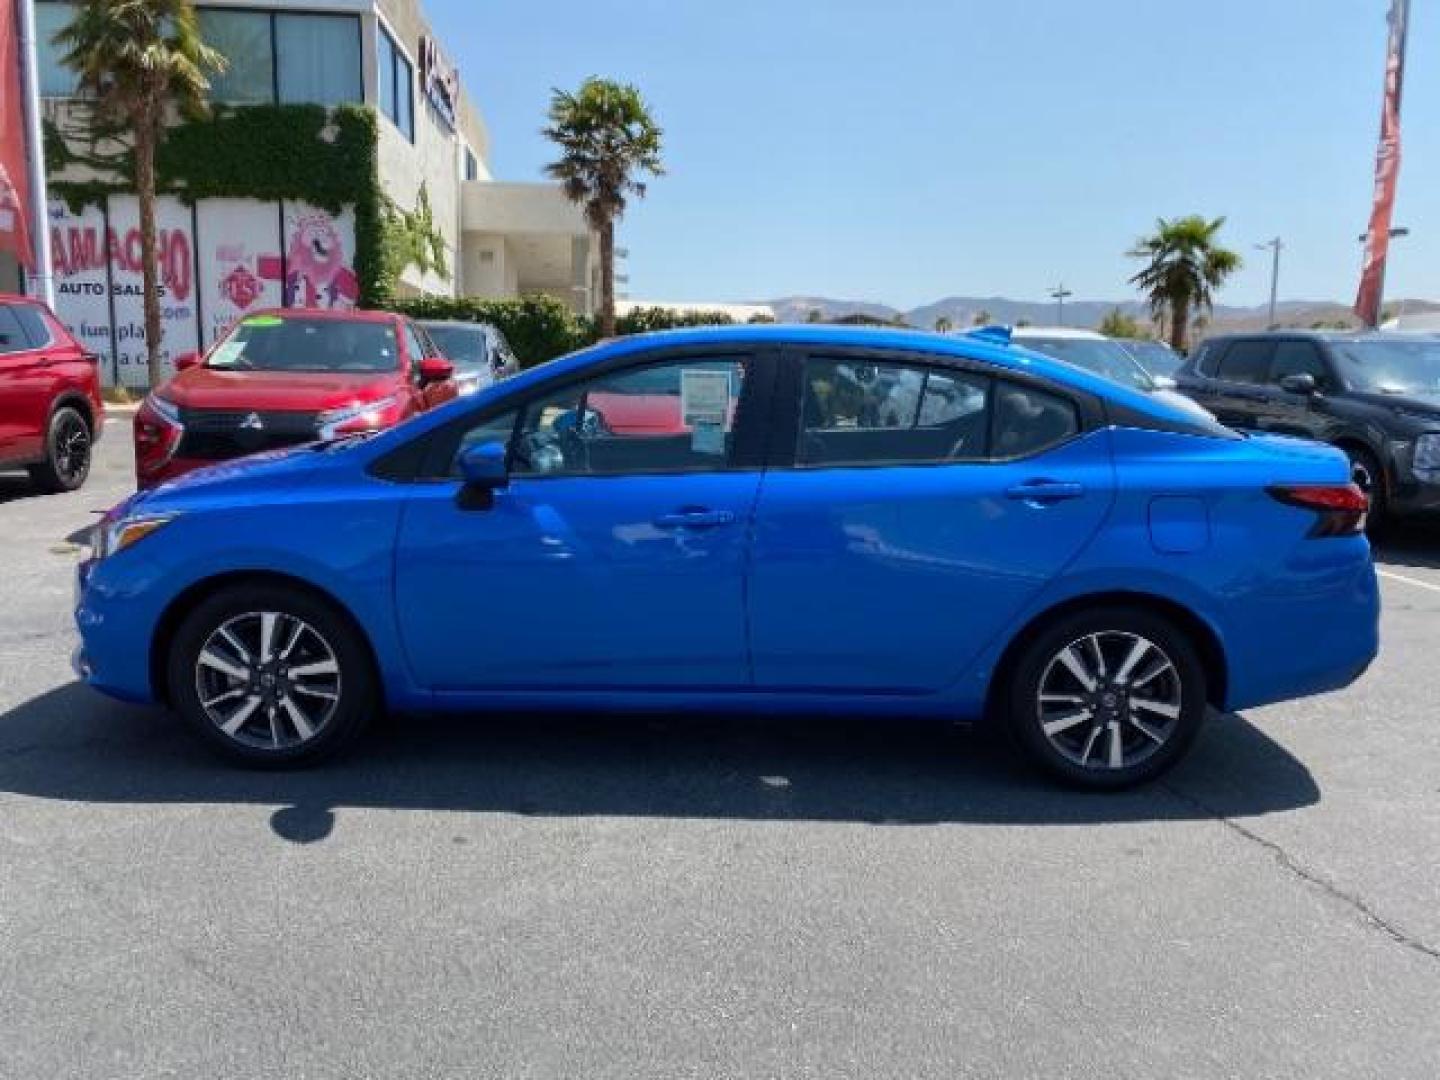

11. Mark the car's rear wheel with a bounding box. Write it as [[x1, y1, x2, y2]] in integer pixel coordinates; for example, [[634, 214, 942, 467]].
[[28, 406, 91, 493], [1006, 607, 1207, 789], [167, 584, 376, 767], [1343, 445, 1388, 527]]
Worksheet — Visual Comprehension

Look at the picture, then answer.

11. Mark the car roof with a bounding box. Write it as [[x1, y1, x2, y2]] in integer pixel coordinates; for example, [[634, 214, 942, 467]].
[[1011, 326, 1106, 340], [419, 319, 498, 332], [0, 292, 45, 306], [517, 323, 1197, 418], [1199, 329, 1440, 346], [242, 306, 399, 324]]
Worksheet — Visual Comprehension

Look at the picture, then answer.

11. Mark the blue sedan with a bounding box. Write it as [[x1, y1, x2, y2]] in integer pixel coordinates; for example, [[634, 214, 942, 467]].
[[74, 325, 1379, 788]]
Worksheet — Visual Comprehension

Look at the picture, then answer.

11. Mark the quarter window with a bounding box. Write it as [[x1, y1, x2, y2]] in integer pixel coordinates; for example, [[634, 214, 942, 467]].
[[799, 358, 990, 466], [1216, 341, 1273, 384], [991, 383, 1080, 458], [10, 304, 53, 348]]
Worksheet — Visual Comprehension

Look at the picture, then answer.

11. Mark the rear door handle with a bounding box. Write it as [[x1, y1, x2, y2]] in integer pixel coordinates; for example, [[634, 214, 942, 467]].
[[654, 508, 737, 529], [1005, 480, 1085, 504]]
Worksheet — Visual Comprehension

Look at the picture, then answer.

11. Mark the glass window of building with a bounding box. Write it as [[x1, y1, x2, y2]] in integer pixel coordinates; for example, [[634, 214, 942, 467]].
[[377, 27, 413, 140], [35, 2, 79, 98], [464, 148, 479, 181], [197, 8, 275, 104], [275, 13, 362, 106]]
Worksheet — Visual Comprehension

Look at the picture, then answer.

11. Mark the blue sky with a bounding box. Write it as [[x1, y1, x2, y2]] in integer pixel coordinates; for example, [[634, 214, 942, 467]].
[[426, 0, 1436, 309]]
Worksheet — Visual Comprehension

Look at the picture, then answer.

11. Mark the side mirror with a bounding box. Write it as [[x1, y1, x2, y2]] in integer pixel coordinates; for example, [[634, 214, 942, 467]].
[[1279, 373, 1318, 396], [458, 440, 508, 489], [174, 350, 202, 372], [418, 357, 454, 385]]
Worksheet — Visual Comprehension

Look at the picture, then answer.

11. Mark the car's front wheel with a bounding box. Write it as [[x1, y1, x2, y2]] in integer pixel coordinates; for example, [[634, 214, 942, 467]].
[[167, 584, 377, 767], [28, 405, 92, 493], [1006, 607, 1207, 789], [1343, 445, 1388, 527]]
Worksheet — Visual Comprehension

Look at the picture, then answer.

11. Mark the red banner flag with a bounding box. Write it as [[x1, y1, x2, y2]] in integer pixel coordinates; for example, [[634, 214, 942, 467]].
[[0, 0, 36, 270], [1355, 0, 1411, 327]]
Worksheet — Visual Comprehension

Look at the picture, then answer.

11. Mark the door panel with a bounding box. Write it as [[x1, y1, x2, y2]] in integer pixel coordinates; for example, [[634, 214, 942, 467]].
[[0, 306, 53, 462], [748, 431, 1115, 693], [395, 473, 760, 690], [1207, 340, 1275, 430], [1255, 340, 1332, 440]]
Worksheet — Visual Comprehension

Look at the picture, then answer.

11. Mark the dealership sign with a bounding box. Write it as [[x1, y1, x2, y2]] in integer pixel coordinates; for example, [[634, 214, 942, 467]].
[[420, 36, 459, 131]]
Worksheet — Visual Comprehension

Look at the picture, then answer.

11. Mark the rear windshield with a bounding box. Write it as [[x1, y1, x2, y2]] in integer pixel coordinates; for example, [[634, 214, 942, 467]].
[[1020, 337, 1156, 391], [207, 315, 399, 374], [423, 325, 491, 372], [1330, 339, 1440, 395]]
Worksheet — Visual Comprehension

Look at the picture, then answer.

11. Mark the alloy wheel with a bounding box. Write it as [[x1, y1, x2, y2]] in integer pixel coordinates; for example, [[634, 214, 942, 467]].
[[53, 413, 90, 486], [194, 611, 342, 750], [1035, 631, 1183, 771]]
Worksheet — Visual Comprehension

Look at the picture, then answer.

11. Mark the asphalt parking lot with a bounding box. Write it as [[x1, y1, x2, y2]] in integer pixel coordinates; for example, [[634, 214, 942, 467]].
[[2, 418, 1439, 1079]]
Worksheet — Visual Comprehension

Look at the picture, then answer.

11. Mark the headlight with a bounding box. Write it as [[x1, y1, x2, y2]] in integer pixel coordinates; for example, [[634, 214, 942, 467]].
[[91, 513, 177, 560], [144, 393, 183, 426], [317, 393, 406, 439], [1415, 433, 1440, 480]]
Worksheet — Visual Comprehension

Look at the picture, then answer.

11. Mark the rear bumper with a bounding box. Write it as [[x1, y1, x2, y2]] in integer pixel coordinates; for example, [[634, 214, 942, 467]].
[[1220, 543, 1380, 711]]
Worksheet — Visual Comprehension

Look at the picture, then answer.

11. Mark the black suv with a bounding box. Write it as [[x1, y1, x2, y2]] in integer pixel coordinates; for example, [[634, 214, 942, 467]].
[[1176, 331, 1440, 521]]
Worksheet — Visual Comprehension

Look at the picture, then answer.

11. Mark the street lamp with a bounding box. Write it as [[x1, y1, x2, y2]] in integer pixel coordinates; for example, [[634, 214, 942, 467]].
[[1049, 283, 1073, 326], [1255, 238, 1283, 329], [1357, 227, 1409, 325]]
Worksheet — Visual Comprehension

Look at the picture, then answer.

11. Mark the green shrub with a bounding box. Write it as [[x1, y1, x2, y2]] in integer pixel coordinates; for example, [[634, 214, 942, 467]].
[[613, 305, 734, 335]]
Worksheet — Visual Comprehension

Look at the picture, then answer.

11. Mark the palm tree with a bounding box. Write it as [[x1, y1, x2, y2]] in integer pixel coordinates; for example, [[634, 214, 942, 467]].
[[1128, 215, 1241, 351], [544, 78, 663, 338], [56, 1, 222, 388], [933, 315, 954, 333]]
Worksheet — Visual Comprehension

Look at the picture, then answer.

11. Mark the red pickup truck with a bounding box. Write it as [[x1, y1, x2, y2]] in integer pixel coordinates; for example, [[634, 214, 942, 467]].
[[0, 293, 104, 493]]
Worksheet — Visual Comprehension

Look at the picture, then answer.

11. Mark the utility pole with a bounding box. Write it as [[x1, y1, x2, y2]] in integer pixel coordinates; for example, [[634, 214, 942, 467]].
[[1255, 238, 1282, 329], [1049, 283, 1072, 326], [17, 0, 54, 306]]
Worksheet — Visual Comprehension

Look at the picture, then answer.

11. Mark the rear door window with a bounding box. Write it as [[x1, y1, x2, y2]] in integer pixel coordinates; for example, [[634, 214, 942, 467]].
[[799, 358, 991, 466], [1215, 340, 1274, 384], [11, 304, 54, 348]]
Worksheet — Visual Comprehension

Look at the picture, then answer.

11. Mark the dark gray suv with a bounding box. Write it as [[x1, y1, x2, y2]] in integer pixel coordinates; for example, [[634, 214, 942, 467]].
[[1176, 332, 1440, 521]]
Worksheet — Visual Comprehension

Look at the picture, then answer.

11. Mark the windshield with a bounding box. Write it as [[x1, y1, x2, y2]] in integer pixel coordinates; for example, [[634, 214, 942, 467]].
[[1019, 337, 1155, 391], [1122, 341, 1183, 376], [424, 325, 492, 372], [1330, 339, 1440, 395], [207, 315, 400, 374]]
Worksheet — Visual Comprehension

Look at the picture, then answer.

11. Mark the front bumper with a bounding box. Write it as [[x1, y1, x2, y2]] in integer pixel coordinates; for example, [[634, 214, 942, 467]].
[[73, 556, 162, 704]]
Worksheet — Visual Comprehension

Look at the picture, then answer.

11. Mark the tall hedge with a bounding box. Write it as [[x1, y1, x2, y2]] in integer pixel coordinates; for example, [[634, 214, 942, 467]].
[[390, 297, 740, 370]]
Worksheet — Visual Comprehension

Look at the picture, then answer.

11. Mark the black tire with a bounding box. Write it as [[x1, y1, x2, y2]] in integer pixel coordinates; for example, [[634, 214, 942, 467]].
[[1343, 445, 1388, 530], [28, 405, 92, 493], [166, 583, 378, 767], [1005, 606, 1208, 790]]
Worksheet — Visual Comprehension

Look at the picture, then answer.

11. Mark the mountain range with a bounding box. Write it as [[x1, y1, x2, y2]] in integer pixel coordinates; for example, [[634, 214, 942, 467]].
[[757, 295, 1440, 335]]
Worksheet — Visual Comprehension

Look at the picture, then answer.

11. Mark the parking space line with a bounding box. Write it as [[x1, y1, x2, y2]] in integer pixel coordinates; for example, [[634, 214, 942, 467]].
[[1377, 568, 1440, 594]]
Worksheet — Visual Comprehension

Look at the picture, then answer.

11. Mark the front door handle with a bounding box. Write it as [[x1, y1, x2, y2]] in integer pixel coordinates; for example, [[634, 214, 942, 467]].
[[1005, 480, 1085, 504], [654, 508, 737, 529]]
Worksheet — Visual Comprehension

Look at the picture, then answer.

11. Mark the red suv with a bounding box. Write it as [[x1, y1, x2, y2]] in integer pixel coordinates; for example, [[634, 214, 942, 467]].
[[0, 294, 104, 493], [135, 308, 456, 488]]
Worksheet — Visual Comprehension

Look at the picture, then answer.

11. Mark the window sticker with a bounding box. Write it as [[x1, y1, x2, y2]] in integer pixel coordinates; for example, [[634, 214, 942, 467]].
[[242, 315, 284, 327], [691, 422, 725, 456], [681, 369, 731, 430]]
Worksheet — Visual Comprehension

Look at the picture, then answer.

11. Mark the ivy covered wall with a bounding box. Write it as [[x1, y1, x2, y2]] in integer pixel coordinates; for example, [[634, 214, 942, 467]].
[[44, 103, 442, 306]]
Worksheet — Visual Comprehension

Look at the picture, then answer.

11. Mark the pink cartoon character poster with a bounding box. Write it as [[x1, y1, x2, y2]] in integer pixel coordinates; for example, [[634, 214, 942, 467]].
[[281, 204, 358, 309]]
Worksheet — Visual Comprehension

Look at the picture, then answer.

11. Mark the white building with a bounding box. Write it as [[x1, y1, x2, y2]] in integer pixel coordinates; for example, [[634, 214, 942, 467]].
[[15, 0, 599, 387]]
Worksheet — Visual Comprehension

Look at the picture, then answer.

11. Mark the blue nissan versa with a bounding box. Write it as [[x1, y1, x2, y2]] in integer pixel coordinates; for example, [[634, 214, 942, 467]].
[[74, 325, 1380, 788]]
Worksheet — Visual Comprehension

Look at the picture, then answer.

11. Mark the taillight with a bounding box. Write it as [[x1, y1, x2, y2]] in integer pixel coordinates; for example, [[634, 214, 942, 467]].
[[1267, 483, 1369, 537]]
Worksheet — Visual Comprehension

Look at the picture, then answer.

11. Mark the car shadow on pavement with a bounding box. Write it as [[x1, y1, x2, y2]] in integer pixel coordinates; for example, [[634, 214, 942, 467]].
[[1372, 519, 1440, 571], [0, 475, 45, 505], [0, 683, 1319, 844]]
